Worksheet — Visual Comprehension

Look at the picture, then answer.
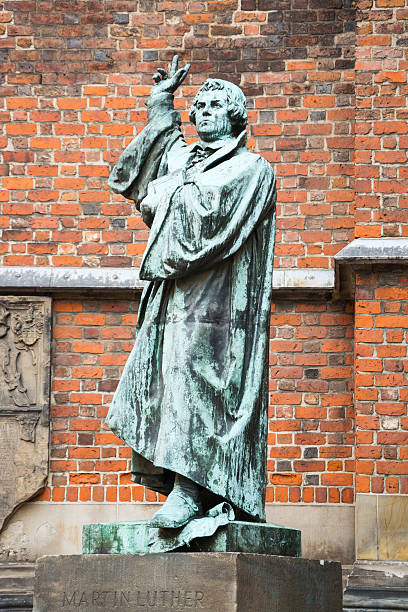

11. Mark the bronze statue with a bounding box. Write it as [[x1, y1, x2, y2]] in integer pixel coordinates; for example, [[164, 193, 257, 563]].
[[106, 56, 277, 530]]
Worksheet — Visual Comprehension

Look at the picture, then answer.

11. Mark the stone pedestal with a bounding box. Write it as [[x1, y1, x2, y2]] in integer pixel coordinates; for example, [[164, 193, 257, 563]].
[[343, 560, 408, 611], [83, 520, 301, 557], [33, 552, 342, 611], [0, 562, 35, 610]]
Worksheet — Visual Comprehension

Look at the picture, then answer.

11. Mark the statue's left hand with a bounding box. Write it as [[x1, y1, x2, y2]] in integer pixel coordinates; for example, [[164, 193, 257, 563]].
[[151, 55, 190, 95]]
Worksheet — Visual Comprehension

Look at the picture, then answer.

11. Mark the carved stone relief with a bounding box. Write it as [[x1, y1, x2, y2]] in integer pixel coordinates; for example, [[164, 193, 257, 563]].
[[0, 297, 51, 533]]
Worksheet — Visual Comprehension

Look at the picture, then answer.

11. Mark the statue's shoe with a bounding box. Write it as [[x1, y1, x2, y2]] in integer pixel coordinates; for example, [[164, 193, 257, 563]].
[[149, 490, 203, 529]]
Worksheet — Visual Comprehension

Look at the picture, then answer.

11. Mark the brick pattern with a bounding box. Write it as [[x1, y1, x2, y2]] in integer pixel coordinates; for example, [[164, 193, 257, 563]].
[[355, 269, 408, 495], [355, 0, 408, 237], [36, 298, 355, 504], [44, 298, 149, 503], [0, 0, 355, 269], [1, 1, 406, 509], [267, 301, 354, 504]]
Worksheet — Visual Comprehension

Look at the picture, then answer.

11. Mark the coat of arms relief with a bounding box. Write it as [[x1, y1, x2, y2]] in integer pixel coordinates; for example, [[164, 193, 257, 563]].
[[0, 297, 51, 535]]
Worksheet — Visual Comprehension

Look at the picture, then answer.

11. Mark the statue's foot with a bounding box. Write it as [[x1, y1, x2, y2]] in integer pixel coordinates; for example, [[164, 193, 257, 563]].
[[150, 489, 203, 529]]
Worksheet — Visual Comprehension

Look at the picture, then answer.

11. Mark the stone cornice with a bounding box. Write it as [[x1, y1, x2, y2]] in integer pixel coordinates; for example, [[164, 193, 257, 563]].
[[0, 267, 145, 298], [335, 238, 408, 265], [334, 238, 408, 298], [0, 266, 334, 299], [2, 240, 407, 300]]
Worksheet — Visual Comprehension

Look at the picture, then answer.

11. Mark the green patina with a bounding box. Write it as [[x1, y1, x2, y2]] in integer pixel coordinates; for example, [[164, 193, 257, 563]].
[[83, 521, 300, 557], [105, 58, 277, 525]]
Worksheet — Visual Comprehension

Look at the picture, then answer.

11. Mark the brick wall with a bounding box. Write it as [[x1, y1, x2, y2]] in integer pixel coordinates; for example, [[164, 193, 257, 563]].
[[355, 268, 408, 496], [268, 301, 354, 504], [0, 0, 355, 269], [1, 0, 408, 511], [355, 0, 408, 238], [46, 298, 140, 503], [352, 0, 408, 501], [37, 297, 355, 505]]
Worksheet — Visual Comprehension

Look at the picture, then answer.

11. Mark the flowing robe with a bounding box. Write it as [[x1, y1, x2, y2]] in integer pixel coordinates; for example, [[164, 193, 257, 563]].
[[106, 91, 277, 522]]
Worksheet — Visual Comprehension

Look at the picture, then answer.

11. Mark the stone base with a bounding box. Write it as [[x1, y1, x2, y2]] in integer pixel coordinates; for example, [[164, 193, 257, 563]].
[[343, 561, 408, 611], [33, 552, 342, 611], [82, 520, 301, 556], [0, 562, 35, 610]]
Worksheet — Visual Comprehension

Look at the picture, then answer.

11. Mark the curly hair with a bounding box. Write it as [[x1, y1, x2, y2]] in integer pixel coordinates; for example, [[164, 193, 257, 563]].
[[189, 78, 248, 137]]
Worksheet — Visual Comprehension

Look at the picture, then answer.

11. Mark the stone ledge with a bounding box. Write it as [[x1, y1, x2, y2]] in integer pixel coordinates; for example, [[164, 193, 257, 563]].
[[335, 238, 408, 265], [335, 238, 408, 298], [0, 266, 144, 297], [343, 561, 408, 611], [2, 240, 407, 300], [0, 562, 35, 611], [0, 266, 334, 299], [272, 268, 334, 297]]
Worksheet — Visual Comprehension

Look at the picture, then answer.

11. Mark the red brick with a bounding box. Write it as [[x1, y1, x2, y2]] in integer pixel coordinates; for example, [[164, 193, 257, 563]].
[[95, 433, 124, 445], [70, 419, 100, 431], [377, 462, 408, 475], [303, 96, 335, 108], [52, 380, 80, 391], [359, 34, 391, 46], [72, 367, 103, 379], [73, 341, 104, 353], [269, 474, 302, 486], [2, 177, 34, 189], [30, 137, 60, 149], [105, 98, 135, 109], [286, 60, 316, 70], [69, 474, 100, 484], [74, 314, 106, 326], [321, 474, 353, 486], [57, 98, 87, 109], [70, 394, 103, 406], [6, 123, 37, 135], [4, 1, 401, 506], [96, 460, 128, 472]]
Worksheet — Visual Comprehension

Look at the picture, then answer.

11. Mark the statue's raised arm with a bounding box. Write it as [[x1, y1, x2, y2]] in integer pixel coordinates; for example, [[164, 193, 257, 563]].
[[107, 55, 190, 209]]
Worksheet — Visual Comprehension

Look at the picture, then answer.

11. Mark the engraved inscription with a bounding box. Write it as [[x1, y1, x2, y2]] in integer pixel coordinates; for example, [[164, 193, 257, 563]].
[[0, 420, 16, 515], [60, 589, 206, 609]]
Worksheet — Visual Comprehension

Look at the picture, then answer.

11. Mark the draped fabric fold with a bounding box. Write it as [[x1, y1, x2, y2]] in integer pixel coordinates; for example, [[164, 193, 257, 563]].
[[106, 94, 276, 522]]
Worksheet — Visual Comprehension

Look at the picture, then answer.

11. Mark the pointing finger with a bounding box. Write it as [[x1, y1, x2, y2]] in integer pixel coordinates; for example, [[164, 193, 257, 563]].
[[170, 54, 179, 77]]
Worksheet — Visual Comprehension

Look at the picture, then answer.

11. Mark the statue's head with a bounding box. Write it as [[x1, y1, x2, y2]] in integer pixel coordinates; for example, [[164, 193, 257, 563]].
[[189, 79, 248, 142]]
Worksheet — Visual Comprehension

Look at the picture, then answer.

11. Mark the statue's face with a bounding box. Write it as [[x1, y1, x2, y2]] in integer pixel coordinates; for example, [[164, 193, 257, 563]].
[[194, 90, 234, 142]]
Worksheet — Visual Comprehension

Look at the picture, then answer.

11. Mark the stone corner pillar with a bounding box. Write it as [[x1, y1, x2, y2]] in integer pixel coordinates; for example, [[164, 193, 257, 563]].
[[336, 239, 408, 610]]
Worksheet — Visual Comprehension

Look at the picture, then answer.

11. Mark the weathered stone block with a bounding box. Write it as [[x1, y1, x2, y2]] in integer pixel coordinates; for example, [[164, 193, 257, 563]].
[[0, 296, 51, 534], [0, 561, 35, 610], [33, 553, 342, 611], [82, 520, 301, 557], [343, 560, 408, 611]]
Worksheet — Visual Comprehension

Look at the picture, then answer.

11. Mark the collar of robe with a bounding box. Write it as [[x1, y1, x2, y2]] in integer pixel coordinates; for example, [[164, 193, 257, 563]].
[[187, 130, 248, 173], [189, 130, 247, 154]]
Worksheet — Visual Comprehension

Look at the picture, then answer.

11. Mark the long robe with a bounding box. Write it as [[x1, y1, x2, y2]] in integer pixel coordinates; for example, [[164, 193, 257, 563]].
[[106, 91, 276, 522]]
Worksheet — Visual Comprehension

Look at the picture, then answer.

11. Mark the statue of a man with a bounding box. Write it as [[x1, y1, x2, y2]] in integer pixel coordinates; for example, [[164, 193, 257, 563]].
[[106, 56, 276, 529]]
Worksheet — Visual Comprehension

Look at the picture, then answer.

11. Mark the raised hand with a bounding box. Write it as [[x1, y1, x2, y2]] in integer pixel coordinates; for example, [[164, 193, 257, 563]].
[[151, 55, 190, 95]]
